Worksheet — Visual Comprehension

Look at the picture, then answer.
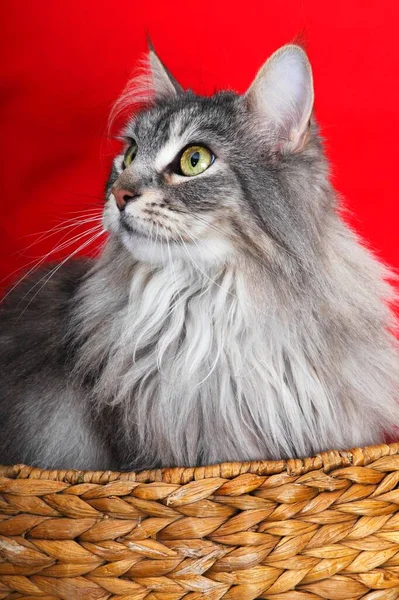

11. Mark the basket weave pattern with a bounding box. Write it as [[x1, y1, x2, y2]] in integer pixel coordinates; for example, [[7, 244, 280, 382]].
[[1, 443, 399, 599]]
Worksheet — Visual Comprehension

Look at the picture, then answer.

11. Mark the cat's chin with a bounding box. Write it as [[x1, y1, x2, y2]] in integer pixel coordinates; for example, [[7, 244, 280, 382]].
[[117, 228, 233, 269], [119, 228, 174, 265]]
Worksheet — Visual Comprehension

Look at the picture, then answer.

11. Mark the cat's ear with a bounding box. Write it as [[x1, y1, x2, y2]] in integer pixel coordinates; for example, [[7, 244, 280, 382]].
[[246, 45, 314, 152], [148, 43, 183, 100]]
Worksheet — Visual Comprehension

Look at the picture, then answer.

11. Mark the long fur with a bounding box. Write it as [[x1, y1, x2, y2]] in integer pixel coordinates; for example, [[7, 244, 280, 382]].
[[0, 45, 397, 470], [71, 226, 398, 470]]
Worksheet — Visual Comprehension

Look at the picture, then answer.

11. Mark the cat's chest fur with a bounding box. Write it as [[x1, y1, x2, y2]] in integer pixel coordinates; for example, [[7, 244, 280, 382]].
[[76, 254, 345, 469]]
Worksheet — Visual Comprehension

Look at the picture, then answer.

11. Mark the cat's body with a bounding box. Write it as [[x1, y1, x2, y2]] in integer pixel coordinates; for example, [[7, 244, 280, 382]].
[[0, 261, 112, 469], [0, 45, 398, 470]]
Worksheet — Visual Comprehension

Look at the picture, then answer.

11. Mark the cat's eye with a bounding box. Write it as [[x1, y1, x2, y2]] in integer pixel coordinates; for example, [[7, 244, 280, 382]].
[[179, 145, 214, 177], [123, 140, 138, 168]]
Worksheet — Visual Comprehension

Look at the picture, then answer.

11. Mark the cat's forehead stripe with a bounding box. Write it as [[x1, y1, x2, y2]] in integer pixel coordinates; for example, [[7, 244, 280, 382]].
[[154, 122, 198, 171], [155, 138, 184, 171]]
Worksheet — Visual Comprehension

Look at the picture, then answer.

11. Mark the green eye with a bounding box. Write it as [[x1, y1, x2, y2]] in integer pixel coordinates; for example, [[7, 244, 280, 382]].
[[179, 145, 214, 177], [123, 140, 138, 168]]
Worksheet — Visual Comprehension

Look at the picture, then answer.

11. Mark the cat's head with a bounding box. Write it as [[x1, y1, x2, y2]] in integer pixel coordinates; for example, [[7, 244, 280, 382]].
[[104, 44, 331, 270]]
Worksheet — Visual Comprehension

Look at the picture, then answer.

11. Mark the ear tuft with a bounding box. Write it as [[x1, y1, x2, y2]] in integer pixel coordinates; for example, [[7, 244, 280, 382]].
[[148, 45, 183, 100], [246, 44, 314, 152], [107, 43, 182, 134]]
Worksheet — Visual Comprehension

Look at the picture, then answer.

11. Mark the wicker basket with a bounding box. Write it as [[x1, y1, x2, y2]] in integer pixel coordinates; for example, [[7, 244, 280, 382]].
[[1, 444, 399, 599]]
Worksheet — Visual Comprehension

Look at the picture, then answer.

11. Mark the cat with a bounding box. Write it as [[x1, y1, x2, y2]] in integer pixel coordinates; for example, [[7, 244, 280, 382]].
[[0, 44, 397, 471]]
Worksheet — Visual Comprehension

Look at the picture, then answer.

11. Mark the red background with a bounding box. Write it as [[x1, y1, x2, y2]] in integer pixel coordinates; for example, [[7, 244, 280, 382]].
[[1, 1, 398, 285]]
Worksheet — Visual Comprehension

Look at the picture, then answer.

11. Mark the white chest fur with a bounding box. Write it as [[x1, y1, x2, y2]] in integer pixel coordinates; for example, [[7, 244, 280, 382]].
[[77, 256, 350, 468]]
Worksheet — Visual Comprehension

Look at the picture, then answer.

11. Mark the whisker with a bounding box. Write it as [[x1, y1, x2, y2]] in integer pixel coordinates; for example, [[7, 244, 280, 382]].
[[15, 229, 105, 322], [20, 217, 103, 252], [2, 225, 104, 302], [63, 208, 104, 217]]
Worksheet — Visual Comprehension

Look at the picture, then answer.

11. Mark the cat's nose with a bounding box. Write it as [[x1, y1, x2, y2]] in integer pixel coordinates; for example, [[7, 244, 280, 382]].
[[112, 188, 141, 211]]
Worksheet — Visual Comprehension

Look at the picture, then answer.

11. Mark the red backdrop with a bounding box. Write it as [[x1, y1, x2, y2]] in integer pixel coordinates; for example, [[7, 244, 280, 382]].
[[1, 0, 398, 285]]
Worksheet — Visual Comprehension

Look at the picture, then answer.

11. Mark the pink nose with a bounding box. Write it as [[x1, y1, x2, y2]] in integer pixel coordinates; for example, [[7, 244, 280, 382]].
[[112, 188, 141, 211]]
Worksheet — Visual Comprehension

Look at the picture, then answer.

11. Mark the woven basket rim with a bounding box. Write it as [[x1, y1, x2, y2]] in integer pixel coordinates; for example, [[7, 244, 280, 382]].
[[1, 441, 398, 485]]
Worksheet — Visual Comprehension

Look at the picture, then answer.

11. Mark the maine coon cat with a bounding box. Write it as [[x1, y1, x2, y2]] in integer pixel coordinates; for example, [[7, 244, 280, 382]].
[[0, 44, 397, 470]]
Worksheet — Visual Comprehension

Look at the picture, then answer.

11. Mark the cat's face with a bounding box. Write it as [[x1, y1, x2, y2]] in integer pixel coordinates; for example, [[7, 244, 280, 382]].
[[104, 45, 323, 269], [104, 92, 246, 266]]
